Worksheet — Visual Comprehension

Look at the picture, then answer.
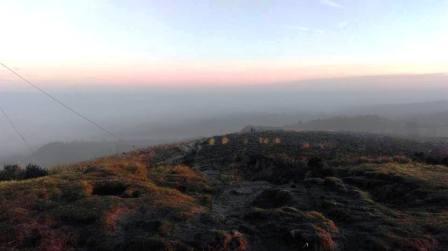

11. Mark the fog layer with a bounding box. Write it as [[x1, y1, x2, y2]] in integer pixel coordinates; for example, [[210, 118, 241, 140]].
[[1, 74, 448, 164]]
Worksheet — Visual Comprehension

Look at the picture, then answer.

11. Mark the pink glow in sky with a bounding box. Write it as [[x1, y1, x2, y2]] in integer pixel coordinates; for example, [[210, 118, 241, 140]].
[[1, 0, 447, 87]]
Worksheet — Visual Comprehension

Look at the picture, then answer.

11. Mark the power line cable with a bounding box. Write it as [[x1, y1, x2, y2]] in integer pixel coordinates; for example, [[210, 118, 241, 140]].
[[0, 104, 34, 153], [0, 62, 120, 142]]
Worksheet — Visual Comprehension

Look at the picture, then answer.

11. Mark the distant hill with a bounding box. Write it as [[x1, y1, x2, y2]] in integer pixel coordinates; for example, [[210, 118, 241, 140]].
[[290, 115, 403, 133], [287, 114, 448, 139], [2, 139, 168, 167], [347, 100, 448, 118], [240, 125, 284, 133], [29, 142, 121, 166]]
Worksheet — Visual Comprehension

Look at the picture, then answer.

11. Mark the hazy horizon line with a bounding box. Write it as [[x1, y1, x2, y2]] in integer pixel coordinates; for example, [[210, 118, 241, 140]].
[[1, 72, 447, 92]]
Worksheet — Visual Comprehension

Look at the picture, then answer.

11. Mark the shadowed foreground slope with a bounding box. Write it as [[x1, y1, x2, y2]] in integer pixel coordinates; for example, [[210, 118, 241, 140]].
[[1, 131, 448, 251]]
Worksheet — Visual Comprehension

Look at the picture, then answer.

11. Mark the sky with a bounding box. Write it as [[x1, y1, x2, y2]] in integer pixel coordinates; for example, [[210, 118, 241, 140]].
[[1, 0, 448, 87]]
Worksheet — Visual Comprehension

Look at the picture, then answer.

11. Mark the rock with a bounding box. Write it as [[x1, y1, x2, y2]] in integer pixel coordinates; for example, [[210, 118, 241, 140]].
[[194, 230, 248, 251], [252, 189, 294, 209], [323, 177, 347, 192], [304, 177, 325, 188], [231, 187, 254, 195], [289, 224, 337, 251]]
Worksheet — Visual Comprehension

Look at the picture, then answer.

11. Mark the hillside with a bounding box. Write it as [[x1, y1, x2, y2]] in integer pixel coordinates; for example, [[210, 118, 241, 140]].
[[0, 139, 178, 167], [289, 114, 448, 139], [347, 100, 448, 118], [1, 131, 448, 250], [291, 115, 403, 134]]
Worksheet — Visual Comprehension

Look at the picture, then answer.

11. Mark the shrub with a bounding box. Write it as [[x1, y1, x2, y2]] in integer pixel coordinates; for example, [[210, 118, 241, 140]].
[[0, 165, 23, 181], [23, 164, 48, 179], [0, 164, 48, 181]]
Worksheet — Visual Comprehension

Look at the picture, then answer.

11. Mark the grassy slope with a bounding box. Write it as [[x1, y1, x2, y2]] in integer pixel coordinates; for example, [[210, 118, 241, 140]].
[[0, 148, 210, 250], [0, 131, 447, 250]]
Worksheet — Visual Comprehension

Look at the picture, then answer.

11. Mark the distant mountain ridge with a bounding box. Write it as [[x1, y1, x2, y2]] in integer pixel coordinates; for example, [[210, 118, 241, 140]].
[[289, 112, 448, 139], [347, 100, 448, 118]]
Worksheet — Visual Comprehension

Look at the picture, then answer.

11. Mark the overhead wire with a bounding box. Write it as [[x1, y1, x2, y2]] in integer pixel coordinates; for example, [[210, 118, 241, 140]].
[[0, 62, 122, 155], [0, 103, 34, 154], [0, 62, 119, 141]]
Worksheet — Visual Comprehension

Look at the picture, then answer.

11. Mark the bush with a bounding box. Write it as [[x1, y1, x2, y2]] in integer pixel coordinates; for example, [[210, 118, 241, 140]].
[[0, 165, 23, 181], [0, 164, 48, 181], [23, 164, 48, 179]]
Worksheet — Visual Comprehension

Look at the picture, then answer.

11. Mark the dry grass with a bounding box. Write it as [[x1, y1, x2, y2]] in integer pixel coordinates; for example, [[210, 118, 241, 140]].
[[0, 150, 208, 250], [355, 162, 448, 188]]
